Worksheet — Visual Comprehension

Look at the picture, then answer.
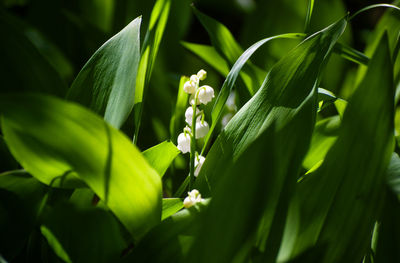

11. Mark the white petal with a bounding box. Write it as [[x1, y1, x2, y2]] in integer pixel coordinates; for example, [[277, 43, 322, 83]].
[[195, 121, 209, 139], [197, 69, 207, 80], [183, 81, 195, 94], [183, 196, 195, 208], [177, 133, 191, 153], [198, 85, 215, 105], [190, 74, 199, 84], [185, 107, 201, 125]]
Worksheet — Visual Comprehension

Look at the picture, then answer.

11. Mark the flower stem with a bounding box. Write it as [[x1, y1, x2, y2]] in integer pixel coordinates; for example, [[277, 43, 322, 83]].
[[189, 91, 199, 190]]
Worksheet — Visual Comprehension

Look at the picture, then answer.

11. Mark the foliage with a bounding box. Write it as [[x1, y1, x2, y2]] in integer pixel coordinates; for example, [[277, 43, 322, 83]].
[[0, 0, 400, 262]]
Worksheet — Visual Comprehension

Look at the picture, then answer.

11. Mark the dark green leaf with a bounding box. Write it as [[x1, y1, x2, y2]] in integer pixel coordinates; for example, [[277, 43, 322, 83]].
[[0, 10, 67, 96], [282, 33, 394, 263], [0, 171, 48, 260], [41, 203, 126, 263]]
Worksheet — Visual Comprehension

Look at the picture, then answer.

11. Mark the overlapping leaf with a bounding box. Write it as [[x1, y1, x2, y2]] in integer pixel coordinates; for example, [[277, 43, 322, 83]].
[[0, 94, 162, 238], [195, 19, 347, 195], [281, 33, 394, 263]]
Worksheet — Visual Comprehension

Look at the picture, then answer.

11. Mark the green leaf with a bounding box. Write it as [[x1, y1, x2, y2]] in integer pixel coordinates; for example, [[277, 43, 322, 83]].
[[188, 125, 279, 263], [190, 18, 347, 263], [201, 33, 305, 155], [0, 94, 162, 238], [133, 0, 171, 142], [192, 7, 266, 96], [196, 19, 347, 194], [0, 171, 48, 260], [41, 202, 126, 263], [67, 16, 141, 129], [282, 33, 394, 263], [374, 190, 400, 262], [143, 141, 180, 178], [181, 42, 230, 76], [0, 10, 67, 96], [161, 198, 183, 220], [302, 116, 340, 170], [169, 76, 189, 143]]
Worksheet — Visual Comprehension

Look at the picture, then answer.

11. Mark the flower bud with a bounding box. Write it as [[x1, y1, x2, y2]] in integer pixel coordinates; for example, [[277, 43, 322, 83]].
[[194, 155, 205, 177], [197, 69, 207, 80], [183, 81, 196, 94], [183, 189, 203, 208], [177, 132, 191, 153], [195, 121, 209, 139], [198, 85, 215, 105], [185, 106, 201, 125]]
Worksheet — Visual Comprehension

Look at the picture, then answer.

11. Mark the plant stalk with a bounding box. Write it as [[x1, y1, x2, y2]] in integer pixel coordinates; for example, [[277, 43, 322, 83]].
[[189, 91, 199, 190]]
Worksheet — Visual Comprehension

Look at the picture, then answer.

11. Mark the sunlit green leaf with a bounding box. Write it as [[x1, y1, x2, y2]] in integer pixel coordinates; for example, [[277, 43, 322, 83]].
[[196, 19, 347, 195], [162, 198, 183, 220], [67, 17, 141, 129], [143, 141, 180, 178], [0, 94, 162, 238]]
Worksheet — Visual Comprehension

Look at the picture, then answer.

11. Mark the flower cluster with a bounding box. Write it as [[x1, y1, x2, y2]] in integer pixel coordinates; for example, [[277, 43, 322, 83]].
[[177, 69, 214, 178], [183, 189, 204, 208]]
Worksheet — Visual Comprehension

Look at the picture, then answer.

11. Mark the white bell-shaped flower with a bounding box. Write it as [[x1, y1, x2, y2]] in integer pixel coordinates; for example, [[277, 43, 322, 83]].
[[177, 132, 191, 153], [185, 106, 201, 125], [197, 69, 207, 80], [189, 93, 201, 106], [194, 155, 205, 177], [198, 85, 215, 105], [190, 74, 199, 85], [183, 80, 196, 94], [183, 189, 203, 208], [195, 120, 209, 139]]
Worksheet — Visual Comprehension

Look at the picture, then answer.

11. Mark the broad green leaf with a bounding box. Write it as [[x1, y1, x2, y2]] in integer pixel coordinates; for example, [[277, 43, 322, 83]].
[[0, 10, 67, 96], [162, 198, 183, 220], [143, 141, 180, 178], [188, 125, 280, 263], [0, 171, 48, 260], [133, 0, 171, 142], [282, 33, 394, 263], [0, 94, 162, 238], [67, 17, 141, 129], [189, 19, 346, 263], [196, 19, 347, 194], [302, 116, 340, 170], [201, 33, 306, 154], [41, 202, 126, 263]]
